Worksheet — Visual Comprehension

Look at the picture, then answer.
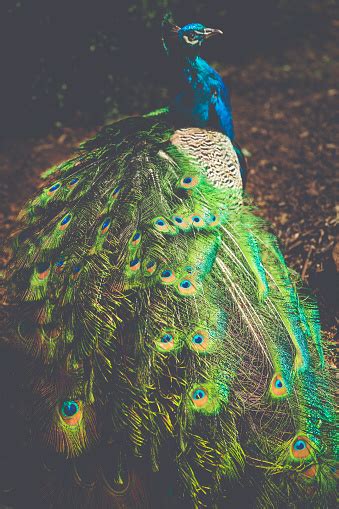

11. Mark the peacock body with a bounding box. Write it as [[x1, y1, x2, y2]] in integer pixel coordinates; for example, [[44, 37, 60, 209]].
[[2, 18, 337, 509]]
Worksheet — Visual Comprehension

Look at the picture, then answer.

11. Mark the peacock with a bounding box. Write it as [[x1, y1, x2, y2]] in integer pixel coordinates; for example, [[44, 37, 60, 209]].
[[1, 15, 337, 509]]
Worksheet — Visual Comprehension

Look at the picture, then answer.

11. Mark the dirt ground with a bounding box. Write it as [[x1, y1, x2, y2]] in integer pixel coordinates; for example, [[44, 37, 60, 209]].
[[0, 31, 337, 356]]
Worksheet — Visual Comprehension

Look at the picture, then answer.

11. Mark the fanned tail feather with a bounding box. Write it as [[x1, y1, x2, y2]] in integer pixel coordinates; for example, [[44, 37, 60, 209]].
[[3, 115, 337, 508]]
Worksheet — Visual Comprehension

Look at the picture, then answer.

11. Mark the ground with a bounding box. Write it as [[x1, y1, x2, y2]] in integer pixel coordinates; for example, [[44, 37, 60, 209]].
[[0, 33, 337, 362]]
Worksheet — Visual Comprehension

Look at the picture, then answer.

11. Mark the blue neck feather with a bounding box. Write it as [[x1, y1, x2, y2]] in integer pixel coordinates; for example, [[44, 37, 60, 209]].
[[170, 55, 234, 140]]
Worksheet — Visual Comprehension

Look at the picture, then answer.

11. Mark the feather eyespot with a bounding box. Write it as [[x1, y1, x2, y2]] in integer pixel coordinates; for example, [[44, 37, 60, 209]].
[[178, 278, 196, 296], [172, 215, 190, 230], [190, 382, 224, 414], [191, 387, 208, 407], [155, 330, 180, 352], [55, 259, 65, 272], [36, 261, 51, 280], [129, 258, 141, 271], [59, 213, 72, 231], [207, 214, 220, 227], [72, 265, 82, 280], [179, 175, 199, 189], [291, 436, 313, 460], [153, 217, 172, 233], [47, 182, 61, 196], [190, 329, 210, 352], [160, 269, 176, 284], [130, 231, 141, 246], [270, 373, 287, 397], [157, 333, 175, 351], [189, 214, 205, 228], [68, 177, 79, 189], [59, 400, 82, 426], [100, 218, 111, 235], [145, 260, 157, 274], [111, 186, 121, 199]]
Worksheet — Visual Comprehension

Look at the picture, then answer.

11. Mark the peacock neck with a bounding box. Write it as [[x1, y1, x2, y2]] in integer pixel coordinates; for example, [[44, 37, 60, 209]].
[[169, 54, 234, 140]]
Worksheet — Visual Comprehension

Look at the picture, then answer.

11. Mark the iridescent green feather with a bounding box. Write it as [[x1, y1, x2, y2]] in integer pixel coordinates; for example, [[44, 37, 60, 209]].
[[5, 114, 337, 508]]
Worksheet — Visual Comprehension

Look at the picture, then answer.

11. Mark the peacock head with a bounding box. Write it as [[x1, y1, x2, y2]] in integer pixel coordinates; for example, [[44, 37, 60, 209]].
[[178, 23, 223, 48], [162, 16, 222, 56]]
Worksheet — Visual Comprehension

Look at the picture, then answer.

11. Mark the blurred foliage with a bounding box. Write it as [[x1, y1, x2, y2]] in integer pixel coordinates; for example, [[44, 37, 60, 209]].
[[0, 0, 335, 134]]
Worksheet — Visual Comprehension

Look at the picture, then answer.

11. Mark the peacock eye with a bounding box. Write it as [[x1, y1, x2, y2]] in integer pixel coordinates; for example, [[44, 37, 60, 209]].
[[190, 329, 210, 352], [59, 399, 83, 426], [161, 333, 173, 344], [60, 400, 79, 418], [188, 31, 195, 41], [290, 435, 312, 460], [294, 439, 306, 451], [129, 258, 140, 270], [156, 330, 177, 352], [193, 334, 203, 344], [160, 268, 176, 284]]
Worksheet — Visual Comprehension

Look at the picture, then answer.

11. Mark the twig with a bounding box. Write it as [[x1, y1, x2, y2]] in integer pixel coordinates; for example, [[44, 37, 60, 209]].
[[301, 246, 315, 281]]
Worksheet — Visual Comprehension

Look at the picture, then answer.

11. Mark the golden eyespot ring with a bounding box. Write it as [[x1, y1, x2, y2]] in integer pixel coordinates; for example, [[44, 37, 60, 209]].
[[291, 436, 312, 460], [145, 260, 157, 274], [36, 262, 51, 280], [160, 269, 176, 284], [100, 218, 111, 235], [190, 329, 210, 352], [59, 213, 72, 231], [55, 260, 65, 273], [111, 186, 121, 199], [179, 175, 199, 189], [153, 217, 170, 232], [191, 387, 209, 408], [270, 373, 287, 397], [189, 214, 205, 228], [172, 215, 190, 230], [178, 278, 196, 296], [71, 265, 82, 280], [157, 332, 175, 351], [130, 231, 141, 246], [129, 258, 141, 271], [59, 400, 82, 426], [67, 177, 79, 189], [47, 182, 61, 196], [208, 214, 220, 227]]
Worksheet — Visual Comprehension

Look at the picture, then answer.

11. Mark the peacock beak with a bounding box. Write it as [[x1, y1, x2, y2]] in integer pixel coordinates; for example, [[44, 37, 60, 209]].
[[203, 28, 223, 40]]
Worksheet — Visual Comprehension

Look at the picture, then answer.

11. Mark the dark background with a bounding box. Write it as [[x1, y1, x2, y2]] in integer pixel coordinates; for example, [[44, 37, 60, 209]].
[[0, 0, 336, 133], [0, 0, 338, 355]]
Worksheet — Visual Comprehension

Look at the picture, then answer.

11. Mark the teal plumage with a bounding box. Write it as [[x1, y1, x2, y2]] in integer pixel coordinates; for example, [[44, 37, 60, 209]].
[[2, 18, 337, 509]]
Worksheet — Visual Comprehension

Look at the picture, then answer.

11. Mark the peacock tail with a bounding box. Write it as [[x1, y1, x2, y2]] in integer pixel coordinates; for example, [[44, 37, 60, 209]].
[[3, 112, 337, 508]]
